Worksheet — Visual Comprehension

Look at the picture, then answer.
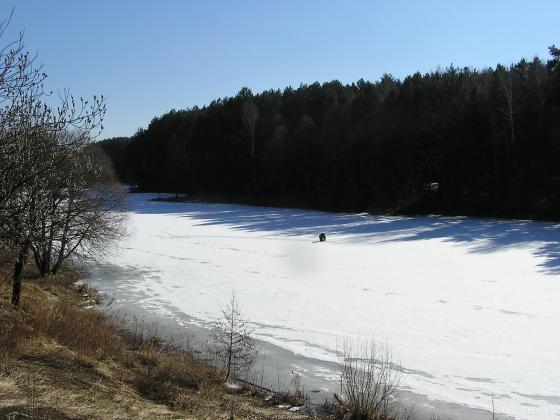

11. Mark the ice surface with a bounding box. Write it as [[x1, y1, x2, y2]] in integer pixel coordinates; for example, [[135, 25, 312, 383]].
[[98, 193, 560, 419]]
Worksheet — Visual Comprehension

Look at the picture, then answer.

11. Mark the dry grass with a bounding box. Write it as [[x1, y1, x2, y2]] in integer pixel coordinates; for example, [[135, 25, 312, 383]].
[[0, 264, 310, 419], [131, 340, 222, 405], [23, 299, 122, 360]]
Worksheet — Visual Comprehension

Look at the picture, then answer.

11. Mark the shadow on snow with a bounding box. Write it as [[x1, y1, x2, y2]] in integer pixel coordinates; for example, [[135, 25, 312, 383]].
[[126, 193, 560, 275]]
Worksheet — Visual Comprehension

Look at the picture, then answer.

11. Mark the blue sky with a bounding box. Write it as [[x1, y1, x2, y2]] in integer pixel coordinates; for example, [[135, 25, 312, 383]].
[[3, 1, 558, 138]]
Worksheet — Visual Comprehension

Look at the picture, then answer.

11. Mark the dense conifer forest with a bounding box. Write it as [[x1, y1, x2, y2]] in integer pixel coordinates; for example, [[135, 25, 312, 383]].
[[100, 47, 560, 219]]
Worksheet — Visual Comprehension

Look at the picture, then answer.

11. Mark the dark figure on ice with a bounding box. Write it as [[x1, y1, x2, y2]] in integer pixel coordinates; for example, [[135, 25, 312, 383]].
[[319, 232, 326, 242]]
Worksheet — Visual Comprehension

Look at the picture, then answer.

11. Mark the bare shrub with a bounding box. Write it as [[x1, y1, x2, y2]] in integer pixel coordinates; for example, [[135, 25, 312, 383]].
[[338, 339, 401, 420], [270, 371, 307, 407], [114, 314, 161, 350]]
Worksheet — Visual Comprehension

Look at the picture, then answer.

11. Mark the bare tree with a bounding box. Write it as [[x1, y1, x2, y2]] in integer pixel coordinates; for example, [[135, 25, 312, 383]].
[[241, 101, 260, 194], [211, 293, 257, 381], [30, 141, 126, 276], [0, 14, 111, 307], [495, 64, 517, 165], [225, 89, 261, 195], [338, 339, 401, 419], [0, 11, 105, 214]]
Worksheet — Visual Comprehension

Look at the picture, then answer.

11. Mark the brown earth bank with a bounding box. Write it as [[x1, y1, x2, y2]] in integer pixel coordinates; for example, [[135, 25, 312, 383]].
[[0, 261, 319, 420]]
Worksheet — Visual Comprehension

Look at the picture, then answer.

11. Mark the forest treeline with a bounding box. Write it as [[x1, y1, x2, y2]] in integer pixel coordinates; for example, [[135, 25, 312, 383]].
[[101, 47, 560, 218]]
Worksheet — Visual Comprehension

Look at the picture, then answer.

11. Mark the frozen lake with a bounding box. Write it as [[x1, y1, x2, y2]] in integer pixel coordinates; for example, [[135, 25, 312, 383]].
[[86, 193, 560, 419]]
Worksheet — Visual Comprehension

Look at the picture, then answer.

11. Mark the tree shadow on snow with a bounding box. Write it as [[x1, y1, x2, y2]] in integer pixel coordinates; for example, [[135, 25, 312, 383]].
[[126, 193, 560, 275]]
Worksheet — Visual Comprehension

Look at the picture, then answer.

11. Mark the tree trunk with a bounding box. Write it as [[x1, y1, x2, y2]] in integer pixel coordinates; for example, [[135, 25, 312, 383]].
[[51, 260, 61, 275], [51, 244, 65, 274], [242, 101, 259, 196], [41, 258, 50, 277], [226, 350, 232, 381], [12, 241, 30, 308], [225, 318, 234, 380], [51, 197, 72, 275], [250, 155, 258, 195], [32, 248, 51, 277]]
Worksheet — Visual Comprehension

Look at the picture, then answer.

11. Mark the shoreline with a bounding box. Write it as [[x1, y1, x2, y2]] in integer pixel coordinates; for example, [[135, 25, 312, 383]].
[[146, 191, 560, 224], [85, 261, 508, 420], [80, 191, 560, 419], [0, 266, 311, 419]]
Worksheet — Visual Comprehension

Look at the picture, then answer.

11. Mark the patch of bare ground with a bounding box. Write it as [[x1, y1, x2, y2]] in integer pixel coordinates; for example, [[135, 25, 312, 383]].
[[0, 263, 313, 419]]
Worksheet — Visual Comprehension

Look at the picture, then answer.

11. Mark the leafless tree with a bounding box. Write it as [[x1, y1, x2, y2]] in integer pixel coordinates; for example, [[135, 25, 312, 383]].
[[0, 14, 115, 307], [241, 100, 260, 194], [495, 64, 517, 166], [225, 89, 261, 195], [30, 139, 126, 276], [211, 293, 257, 381], [0, 11, 105, 213]]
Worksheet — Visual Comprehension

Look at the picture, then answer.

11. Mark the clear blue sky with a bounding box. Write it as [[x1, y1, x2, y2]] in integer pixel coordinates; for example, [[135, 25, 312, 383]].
[[3, 1, 558, 138]]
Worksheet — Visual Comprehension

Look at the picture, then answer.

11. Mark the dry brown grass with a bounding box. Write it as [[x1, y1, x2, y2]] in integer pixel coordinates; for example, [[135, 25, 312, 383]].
[[0, 265, 311, 419], [25, 299, 124, 360], [131, 339, 222, 405]]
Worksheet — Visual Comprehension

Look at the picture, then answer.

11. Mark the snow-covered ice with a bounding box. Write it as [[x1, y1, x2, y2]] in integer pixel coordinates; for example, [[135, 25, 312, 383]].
[[92, 193, 560, 419]]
